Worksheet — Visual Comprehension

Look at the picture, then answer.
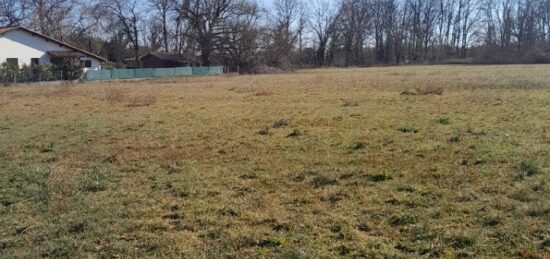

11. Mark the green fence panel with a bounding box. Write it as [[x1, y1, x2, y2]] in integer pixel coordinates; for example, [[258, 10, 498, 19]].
[[111, 69, 135, 79], [85, 66, 223, 81], [85, 71, 98, 81], [134, 68, 154, 78], [192, 67, 210, 76], [209, 66, 223, 75], [175, 67, 192, 76], [153, 68, 176, 77], [86, 70, 112, 81]]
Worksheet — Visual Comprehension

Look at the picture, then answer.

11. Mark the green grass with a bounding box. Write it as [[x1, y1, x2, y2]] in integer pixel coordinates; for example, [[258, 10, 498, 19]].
[[0, 65, 549, 257]]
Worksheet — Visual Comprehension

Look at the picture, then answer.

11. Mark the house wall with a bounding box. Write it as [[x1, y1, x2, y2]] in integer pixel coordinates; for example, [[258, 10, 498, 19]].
[[0, 30, 101, 71]]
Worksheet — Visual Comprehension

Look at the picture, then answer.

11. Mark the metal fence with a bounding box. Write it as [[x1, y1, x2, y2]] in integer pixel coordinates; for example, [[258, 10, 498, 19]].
[[85, 66, 224, 81]]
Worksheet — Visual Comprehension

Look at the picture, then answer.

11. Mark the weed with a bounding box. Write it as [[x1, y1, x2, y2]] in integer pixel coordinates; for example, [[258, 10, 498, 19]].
[[437, 116, 450, 125], [449, 135, 461, 143], [398, 127, 419, 133], [526, 204, 550, 217], [81, 168, 107, 193], [519, 159, 540, 177], [482, 217, 501, 227], [218, 207, 239, 217], [541, 239, 550, 249], [126, 94, 157, 107], [312, 176, 337, 188], [68, 222, 86, 234], [368, 172, 392, 182], [389, 214, 418, 226], [104, 87, 126, 103], [254, 90, 272, 96], [335, 244, 352, 255], [0, 195, 15, 206], [207, 229, 223, 240], [415, 83, 444, 95], [446, 235, 475, 249], [356, 223, 371, 232], [350, 142, 366, 150], [400, 89, 416, 95], [257, 237, 286, 247], [342, 99, 359, 107], [397, 185, 415, 193], [286, 129, 302, 138], [257, 127, 271, 135], [273, 119, 290, 128]]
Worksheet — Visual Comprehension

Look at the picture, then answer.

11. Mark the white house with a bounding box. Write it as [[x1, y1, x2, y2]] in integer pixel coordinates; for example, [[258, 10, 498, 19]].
[[0, 26, 106, 72]]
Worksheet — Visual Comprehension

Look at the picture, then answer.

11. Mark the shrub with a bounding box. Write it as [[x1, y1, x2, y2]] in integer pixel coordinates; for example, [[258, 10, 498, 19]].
[[0, 62, 19, 84], [0, 62, 62, 84], [55, 58, 84, 80]]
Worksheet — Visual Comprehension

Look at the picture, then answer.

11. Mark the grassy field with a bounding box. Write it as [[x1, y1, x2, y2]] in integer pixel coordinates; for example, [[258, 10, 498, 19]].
[[0, 65, 549, 258]]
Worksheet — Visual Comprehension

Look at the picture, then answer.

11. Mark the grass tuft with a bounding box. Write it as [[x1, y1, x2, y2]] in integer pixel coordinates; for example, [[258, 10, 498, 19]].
[[398, 127, 419, 133], [286, 129, 302, 138], [368, 172, 393, 182], [389, 213, 419, 226], [437, 116, 450, 125], [126, 94, 157, 107]]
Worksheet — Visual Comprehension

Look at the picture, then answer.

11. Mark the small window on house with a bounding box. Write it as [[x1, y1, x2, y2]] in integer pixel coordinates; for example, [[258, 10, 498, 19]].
[[31, 58, 39, 66], [6, 58, 18, 66], [84, 60, 92, 68]]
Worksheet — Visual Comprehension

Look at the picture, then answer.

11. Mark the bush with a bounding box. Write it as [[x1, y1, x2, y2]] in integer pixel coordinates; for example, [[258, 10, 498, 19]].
[[1, 62, 19, 84], [55, 58, 84, 80], [0, 59, 83, 85]]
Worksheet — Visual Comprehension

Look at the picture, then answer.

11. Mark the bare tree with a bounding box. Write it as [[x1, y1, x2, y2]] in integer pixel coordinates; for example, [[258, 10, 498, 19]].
[[149, 0, 172, 52], [309, 0, 338, 66], [219, 0, 261, 72], [24, 0, 74, 38], [0, 0, 28, 27], [269, 0, 306, 68], [100, 0, 142, 67], [146, 18, 164, 51], [175, 0, 242, 66], [338, 0, 369, 66]]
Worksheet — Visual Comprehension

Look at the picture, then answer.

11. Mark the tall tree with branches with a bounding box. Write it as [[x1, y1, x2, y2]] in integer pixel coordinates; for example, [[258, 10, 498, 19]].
[[100, 0, 143, 67]]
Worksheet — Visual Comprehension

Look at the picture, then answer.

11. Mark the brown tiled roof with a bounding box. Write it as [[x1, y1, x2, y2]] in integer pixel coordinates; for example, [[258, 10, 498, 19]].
[[0, 26, 107, 62], [0, 27, 17, 34]]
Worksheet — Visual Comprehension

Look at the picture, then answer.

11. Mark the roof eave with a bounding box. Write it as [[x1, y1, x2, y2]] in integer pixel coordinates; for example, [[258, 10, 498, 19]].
[[0, 26, 107, 62]]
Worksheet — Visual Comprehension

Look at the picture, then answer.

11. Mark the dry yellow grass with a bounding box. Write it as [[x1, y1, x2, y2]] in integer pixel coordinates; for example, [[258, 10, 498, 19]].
[[0, 65, 549, 257]]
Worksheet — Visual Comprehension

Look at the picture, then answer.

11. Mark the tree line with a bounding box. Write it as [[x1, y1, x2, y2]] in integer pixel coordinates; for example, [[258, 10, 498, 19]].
[[2, 0, 550, 72]]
